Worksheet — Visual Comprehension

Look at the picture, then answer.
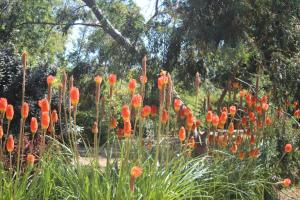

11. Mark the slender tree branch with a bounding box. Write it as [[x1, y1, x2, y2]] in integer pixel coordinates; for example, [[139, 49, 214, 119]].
[[16, 21, 101, 27]]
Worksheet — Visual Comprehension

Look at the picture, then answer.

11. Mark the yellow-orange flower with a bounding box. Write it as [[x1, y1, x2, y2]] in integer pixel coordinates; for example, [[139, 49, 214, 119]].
[[27, 154, 35, 166], [47, 75, 55, 86], [108, 74, 117, 86], [38, 98, 50, 113], [178, 126, 186, 142], [206, 111, 213, 123], [173, 99, 182, 112], [131, 94, 142, 109], [212, 115, 219, 128], [94, 75, 103, 85], [229, 105, 236, 117], [282, 178, 291, 188], [110, 117, 118, 129], [30, 117, 38, 134], [161, 109, 169, 124], [130, 166, 143, 178], [128, 79, 136, 93], [51, 110, 58, 123], [124, 121, 132, 138], [70, 87, 80, 106], [121, 105, 131, 122], [0, 98, 7, 113], [141, 105, 151, 118], [6, 104, 14, 121], [21, 102, 29, 119], [6, 134, 14, 152], [41, 112, 50, 130]]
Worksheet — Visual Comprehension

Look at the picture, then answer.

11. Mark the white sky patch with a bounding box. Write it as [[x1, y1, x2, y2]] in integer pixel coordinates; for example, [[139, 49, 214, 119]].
[[65, 0, 156, 54]]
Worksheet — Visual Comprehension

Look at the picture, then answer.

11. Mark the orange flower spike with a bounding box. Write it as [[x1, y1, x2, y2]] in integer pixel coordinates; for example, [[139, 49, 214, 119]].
[[173, 99, 182, 113], [260, 95, 268, 104], [206, 111, 213, 123], [150, 105, 158, 117], [6, 135, 14, 152], [239, 151, 245, 160], [110, 118, 118, 129], [0, 98, 8, 113], [6, 104, 14, 121], [131, 94, 142, 109], [293, 109, 300, 118], [94, 75, 103, 85], [261, 103, 269, 112], [282, 178, 292, 188], [41, 112, 50, 130], [121, 105, 131, 122], [21, 102, 29, 119], [230, 144, 238, 154], [157, 76, 165, 90], [265, 116, 272, 126], [0, 126, 3, 139], [128, 79, 137, 93], [186, 114, 194, 129], [27, 154, 35, 166], [284, 143, 293, 153], [141, 105, 151, 118], [250, 134, 255, 145], [196, 119, 201, 127], [161, 109, 169, 124], [124, 121, 132, 138], [248, 112, 256, 122], [30, 117, 38, 134], [212, 114, 219, 128], [178, 126, 186, 143], [47, 75, 55, 86], [229, 105, 236, 117], [130, 166, 143, 178], [245, 94, 252, 106], [219, 111, 227, 124], [51, 110, 58, 123], [70, 87, 80, 106], [38, 98, 50, 113], [108, 74, 117, 86], [228, 122, 234, 135]]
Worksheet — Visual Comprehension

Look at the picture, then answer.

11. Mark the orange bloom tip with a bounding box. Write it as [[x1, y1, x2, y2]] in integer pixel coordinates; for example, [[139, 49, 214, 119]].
[[41, 112, 50, 130], [6, 135, 14, 152], [94, 75, 103, 85], [38, 98, 50, 113], [206, 111, 213, 123], [21, 102, 29, 119], [5, 104, 14, 121], [284, 143, 292, 153], [161, 109, 169, 124], [121, 105, 131, 122], [47, 75, 55, 86], [131, 94, 142, 109], [0, 98, 8, 112], [130, 166, 143, 178], [108, 74, 117, 86], [110, 118, 118, 129], [51, 110, 59, 123], [27, 154, 35, 165], [178, 126, 186, 142], [282, 178, 291, 187], [124, 121, 132, 137], [141, 105, 151, 118], [30, 117, 38, 134], [128, 79, 137, 92], [173, 99, 182, 112], [70, 87, 80, 106]]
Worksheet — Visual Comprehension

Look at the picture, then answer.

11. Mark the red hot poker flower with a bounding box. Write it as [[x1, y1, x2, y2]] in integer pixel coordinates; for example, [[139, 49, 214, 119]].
[[121, 105, 131, 122], [128, 79, 137, 93], [131, 166, 143, 178], [173, 99, 182, 113], [38, 98, 50, 113], [6, 104, 14, 121], [47, 75, 55, 86], [212, 115, 219, 128], [70, 87, 80, 106], [178, 126, 186, 142], [282, 178, 291, 187], [141, 105, 151, 118], [131, 94, 142, 109], [229, 105, 236, 117], [27, 154, 35, 166], [41, 112, 50, 130], [30, 117, 38, 134], [124, 121, 132, 138], [206, 111, 213, 123], [284, 143, 292, 153], [94, 75, 103, 85], [151, 105, 158, 117], [0, 98, 7, 113], [108, 74, 117, 86], [21, 102, 29, 119], [6, 134, 14, 152], [51, 110, 58, 123], [161, 109, 169, 124]]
